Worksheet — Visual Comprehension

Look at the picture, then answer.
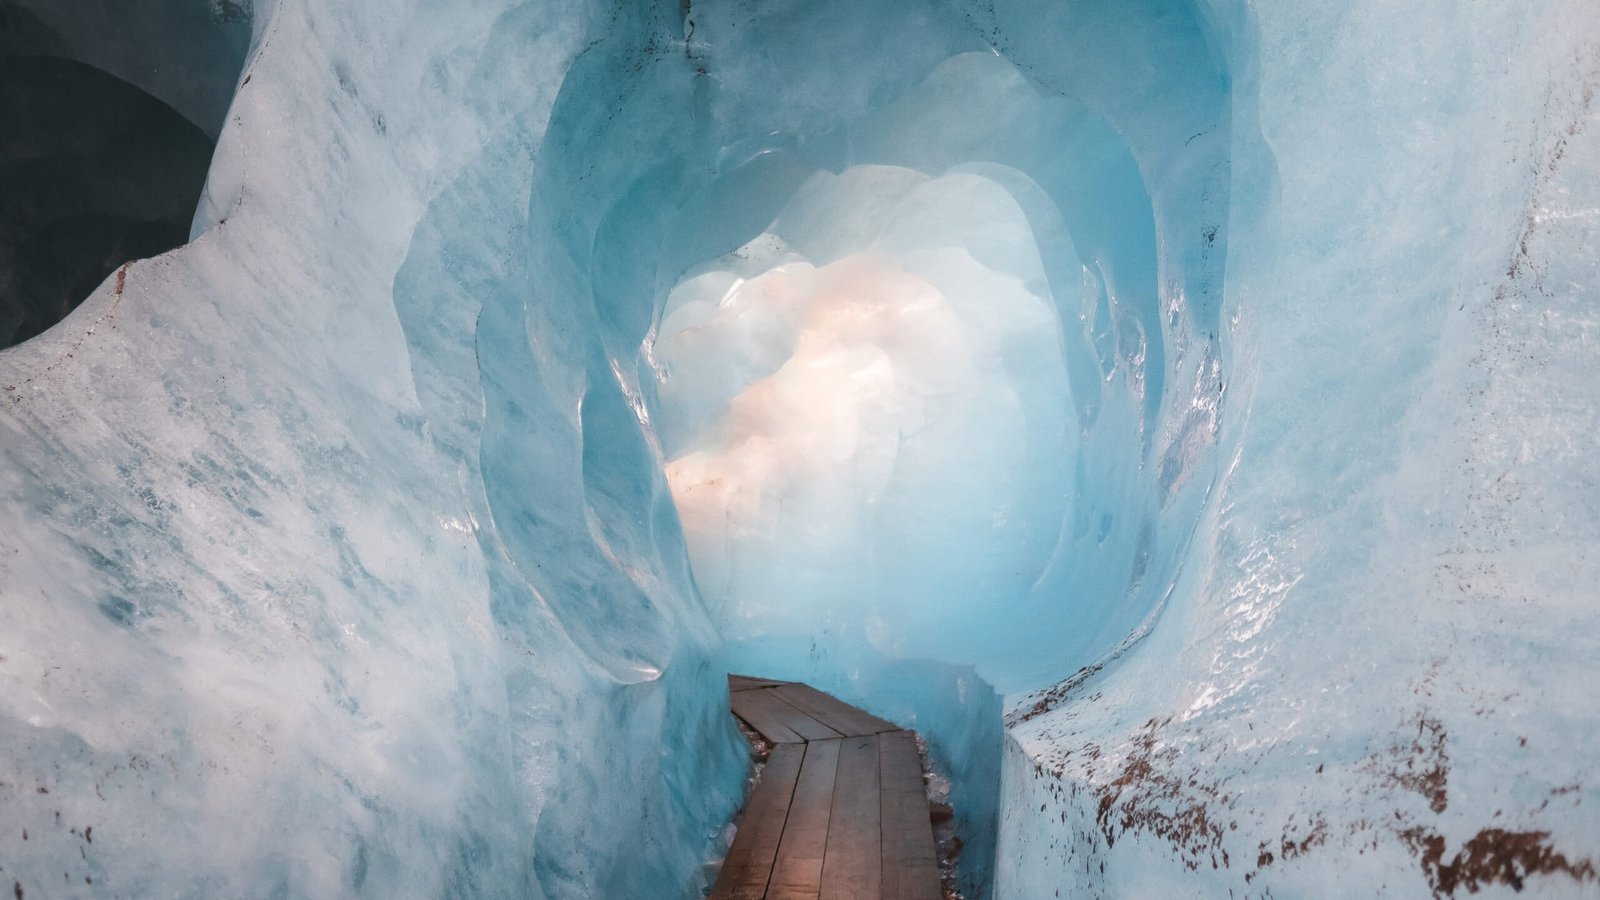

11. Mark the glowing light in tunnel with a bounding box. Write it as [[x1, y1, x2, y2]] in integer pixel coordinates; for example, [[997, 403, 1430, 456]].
[[653, 166, 1075, 657]]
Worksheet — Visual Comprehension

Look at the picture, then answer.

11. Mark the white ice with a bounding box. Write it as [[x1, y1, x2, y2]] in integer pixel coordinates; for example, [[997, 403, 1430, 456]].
[[1, 0, 1596, 897]]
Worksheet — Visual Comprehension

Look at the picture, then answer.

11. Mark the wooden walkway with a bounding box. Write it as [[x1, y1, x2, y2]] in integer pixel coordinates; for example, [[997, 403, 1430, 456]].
[[710, 675, 942, 900]]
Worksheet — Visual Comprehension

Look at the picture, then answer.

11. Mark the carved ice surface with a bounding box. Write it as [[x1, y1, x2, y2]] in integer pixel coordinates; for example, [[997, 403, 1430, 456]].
[[0, 3, 747, 898], [1, 0, 1597, 899]]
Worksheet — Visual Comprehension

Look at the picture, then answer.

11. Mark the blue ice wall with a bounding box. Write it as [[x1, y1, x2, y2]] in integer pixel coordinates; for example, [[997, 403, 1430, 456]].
[[1, 0, 1596, 897], [999, 0, 1600, 896], [636, 3, 1232, 893], [1, 2, 744, 897]]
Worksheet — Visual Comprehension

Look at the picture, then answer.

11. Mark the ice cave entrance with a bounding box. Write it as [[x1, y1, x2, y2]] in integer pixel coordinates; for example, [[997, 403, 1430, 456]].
[[0, 0, 247, 349], [634, 45, 1212, 696], [654, 164, 1075, 667], [618, 30, 1227, 889]]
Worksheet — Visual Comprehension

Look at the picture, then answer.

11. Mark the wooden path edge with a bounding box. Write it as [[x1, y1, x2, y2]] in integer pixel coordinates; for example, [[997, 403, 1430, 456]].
[[710, 675, 943, 900]]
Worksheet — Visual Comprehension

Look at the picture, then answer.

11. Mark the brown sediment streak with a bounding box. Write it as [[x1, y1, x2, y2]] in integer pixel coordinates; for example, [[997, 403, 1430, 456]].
[[1399, 827, 1597, 897]]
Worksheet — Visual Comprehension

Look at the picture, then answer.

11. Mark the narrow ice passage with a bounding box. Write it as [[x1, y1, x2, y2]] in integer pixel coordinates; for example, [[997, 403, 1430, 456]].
[[0, 0, 1597, 898]]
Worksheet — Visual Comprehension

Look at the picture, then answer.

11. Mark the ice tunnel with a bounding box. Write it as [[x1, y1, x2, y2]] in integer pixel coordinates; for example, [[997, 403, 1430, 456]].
[[1, 0, 1597, 898]]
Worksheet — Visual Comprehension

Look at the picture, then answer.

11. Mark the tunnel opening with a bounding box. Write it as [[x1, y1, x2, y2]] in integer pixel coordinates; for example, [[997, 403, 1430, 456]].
[[470, 1, 1238, 893], [0, 0, 250, 349], [1, 0, 1592, 896]]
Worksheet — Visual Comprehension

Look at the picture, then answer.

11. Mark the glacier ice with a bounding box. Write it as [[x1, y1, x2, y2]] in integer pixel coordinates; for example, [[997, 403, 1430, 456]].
[[657, 164, 1075, 666], [0, 0, 1597, 898], [0, 3, 747, 897]]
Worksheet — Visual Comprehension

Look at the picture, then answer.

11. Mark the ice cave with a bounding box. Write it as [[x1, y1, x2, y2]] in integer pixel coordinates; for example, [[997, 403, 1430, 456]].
[[1, 0, 1597, 897]]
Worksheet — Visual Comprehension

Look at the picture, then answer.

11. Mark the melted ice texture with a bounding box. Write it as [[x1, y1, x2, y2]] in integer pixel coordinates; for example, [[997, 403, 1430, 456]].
[[0, 0, 1597, 898]]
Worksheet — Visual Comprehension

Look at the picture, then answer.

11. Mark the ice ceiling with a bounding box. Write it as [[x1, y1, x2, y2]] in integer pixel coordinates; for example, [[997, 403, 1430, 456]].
[[1, 0, 1597, 898]]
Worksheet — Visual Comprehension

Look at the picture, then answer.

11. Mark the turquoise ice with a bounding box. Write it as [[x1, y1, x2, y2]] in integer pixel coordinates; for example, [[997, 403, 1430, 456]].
[[1, 0, 1596, 897]]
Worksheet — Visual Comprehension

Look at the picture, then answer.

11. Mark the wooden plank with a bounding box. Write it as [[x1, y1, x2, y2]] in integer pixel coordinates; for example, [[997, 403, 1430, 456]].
[[776, 684, 899, 737], [718, 680, 945, 900], [767, 739, 842, 899], [730, 674, 793, 692], [782, 713, 847, 743], [731, 688, 807, 744], [771, 684, 899, 738], [878, 731, 941, 900], [769, 697, 846, 742], [819, 735, 882, 900], [734, 685, 842, 743], [710, 743, 806, 900]]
